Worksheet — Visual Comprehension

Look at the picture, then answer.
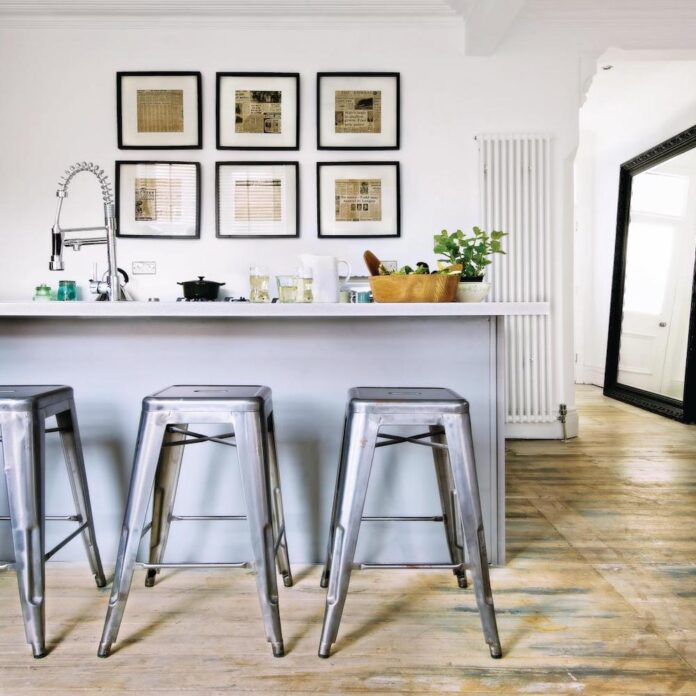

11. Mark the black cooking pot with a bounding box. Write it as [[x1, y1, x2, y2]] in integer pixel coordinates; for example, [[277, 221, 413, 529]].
[[177, 276, 225, 301]]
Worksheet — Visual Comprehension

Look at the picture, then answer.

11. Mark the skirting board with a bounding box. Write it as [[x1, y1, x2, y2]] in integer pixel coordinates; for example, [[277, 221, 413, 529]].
[[505, 408, 579, 440]]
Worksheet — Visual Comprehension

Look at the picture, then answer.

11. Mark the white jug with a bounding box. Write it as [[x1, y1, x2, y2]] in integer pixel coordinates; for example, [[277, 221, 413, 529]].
[[298, 254, 351, 303]]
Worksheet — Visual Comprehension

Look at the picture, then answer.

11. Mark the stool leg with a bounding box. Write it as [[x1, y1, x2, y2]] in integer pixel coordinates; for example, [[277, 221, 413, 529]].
[[56, 402, 107, 589], [1, 412, 47, 658], [266, 413, 293, 588], [145, 424, 187, 588], [234, 411, 284, 658], [320, 413, 349, 589], [318, 412, 379, 659], [98, 410, 168, 658], [430, 425, 467, 589], [444, 413, 502, 659]]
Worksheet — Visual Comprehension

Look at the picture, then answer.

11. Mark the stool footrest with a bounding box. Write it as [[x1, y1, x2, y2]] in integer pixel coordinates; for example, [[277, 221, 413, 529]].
[[361, 515, 444, 522], [0, 514, 82, 522], [137, 561, 250, 570], [171, 515, 247, 521], [358, 562, 466, 570]]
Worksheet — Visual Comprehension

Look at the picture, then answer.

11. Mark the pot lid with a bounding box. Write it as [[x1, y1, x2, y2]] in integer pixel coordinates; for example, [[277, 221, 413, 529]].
[[178, 276, 225, 286]]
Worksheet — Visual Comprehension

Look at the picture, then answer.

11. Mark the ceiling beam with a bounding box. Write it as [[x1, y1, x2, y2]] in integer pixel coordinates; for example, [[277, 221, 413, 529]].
[[458, 0, 526, 56]]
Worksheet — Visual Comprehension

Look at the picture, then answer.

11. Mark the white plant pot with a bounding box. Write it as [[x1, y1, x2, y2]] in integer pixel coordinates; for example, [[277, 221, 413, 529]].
[[456, 281, 491, 303]]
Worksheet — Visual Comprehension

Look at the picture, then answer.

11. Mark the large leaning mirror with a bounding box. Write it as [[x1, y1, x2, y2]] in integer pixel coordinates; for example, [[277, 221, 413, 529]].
[[605, 125, 696, 423]]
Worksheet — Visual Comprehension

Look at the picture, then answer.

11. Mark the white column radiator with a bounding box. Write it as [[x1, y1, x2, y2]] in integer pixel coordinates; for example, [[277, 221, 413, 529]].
[[477, 134, 556, 427]]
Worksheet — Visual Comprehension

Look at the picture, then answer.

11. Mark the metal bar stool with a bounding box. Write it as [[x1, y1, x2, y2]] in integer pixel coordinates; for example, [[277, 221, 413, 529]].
[[98, 385, 292, 659], [0, 385, 106, 658], [319, 387, 502, 659]]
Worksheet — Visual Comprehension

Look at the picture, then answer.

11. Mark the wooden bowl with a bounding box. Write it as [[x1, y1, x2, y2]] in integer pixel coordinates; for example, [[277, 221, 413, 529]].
[[369, 274, 458, 303]]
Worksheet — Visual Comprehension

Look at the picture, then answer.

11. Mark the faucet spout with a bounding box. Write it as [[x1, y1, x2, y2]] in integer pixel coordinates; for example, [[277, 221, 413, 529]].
[[49, 225, 64, 270]]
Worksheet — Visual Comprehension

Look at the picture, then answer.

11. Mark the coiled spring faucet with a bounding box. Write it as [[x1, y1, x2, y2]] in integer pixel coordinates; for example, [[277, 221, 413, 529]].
[[50, 161, 123, 301]]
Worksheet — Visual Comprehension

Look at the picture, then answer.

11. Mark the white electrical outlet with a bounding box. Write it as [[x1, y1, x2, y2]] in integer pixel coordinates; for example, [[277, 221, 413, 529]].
[[132, 261, 156, 275]]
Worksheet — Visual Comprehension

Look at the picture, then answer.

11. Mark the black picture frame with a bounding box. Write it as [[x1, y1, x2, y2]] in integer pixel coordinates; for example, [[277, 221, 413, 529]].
[[215, 161, 300, 239], [317, 72, 400, 150], [115, 161, 201, 239], [604, 124, 696, 423], [117, 71, 202, 150], [216, 72, 300, 150], [317, 161, 401, 239]]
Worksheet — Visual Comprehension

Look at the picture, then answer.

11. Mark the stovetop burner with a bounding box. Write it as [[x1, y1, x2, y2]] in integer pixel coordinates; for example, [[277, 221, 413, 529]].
[[176, 297, 249, 302]]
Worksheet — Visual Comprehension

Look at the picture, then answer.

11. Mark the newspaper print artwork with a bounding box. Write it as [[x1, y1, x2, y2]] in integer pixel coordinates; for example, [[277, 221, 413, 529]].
[[134, 177, 182, 222], [136, 90, 184, 133], [335, 90, 382, 134], [234, 178, 282, 222], [335, 179, 382, 222], [235, 91, 282, 134]]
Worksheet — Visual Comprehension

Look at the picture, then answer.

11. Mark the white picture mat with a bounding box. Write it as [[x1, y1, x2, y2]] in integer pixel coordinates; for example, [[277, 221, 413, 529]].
[[319, 163, 398, 237], [218, 164, 297, 237], [118, 163, 198, 237], [319, 75, 398, 148], [120, 75, 199, 147], [218, 76, 298, 148]]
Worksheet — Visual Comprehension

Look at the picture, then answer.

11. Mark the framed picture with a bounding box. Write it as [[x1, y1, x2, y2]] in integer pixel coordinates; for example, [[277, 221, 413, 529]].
[[216, 162, 299, 238], [317, 72, 400, 150], [317, 161, 400, 238], [216, 73, 300, 150], [115, 161, 201, 239], [117, 72, 202, 149]]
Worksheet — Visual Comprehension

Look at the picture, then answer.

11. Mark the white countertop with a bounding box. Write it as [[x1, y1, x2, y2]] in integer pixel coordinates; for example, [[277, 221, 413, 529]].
[[0, 301, 549, 318]]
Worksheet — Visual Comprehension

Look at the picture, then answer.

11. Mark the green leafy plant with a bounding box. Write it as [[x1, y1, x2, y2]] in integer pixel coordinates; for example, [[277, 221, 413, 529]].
[[433, 227, 507, 280]]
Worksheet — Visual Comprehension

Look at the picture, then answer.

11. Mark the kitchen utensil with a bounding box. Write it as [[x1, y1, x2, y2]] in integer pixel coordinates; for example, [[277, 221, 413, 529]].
[[298, 254, 351, 303], [369, 274, 458, 303], [363, 250, 381, 277], [177, 276, 225, 301]]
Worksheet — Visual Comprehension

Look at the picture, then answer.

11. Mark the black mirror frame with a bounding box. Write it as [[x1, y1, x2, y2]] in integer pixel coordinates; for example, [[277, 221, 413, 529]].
[[604, 124, 696, 424]]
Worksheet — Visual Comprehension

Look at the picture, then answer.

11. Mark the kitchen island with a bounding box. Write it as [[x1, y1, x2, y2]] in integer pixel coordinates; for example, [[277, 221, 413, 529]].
[[0, 302, 548, 566]]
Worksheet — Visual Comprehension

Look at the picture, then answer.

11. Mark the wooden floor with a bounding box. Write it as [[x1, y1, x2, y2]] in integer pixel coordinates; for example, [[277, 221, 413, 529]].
[[1, 386, 695, 694]]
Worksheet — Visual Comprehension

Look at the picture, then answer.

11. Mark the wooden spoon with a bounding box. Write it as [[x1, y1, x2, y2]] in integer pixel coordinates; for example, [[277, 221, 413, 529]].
[[363, 250, 382, 276]]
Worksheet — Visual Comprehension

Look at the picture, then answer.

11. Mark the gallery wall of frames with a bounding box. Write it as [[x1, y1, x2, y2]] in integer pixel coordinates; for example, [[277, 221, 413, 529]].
[[115, 71, 401, 241]]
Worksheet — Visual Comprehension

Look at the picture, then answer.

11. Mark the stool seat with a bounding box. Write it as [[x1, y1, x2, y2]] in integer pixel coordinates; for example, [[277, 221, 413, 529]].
[[98, 384, 291, 659], [0, 385, 74, 413], [348, 387, 469, 414], [0, 385, 106, 658], [145, 385, 271, 411]]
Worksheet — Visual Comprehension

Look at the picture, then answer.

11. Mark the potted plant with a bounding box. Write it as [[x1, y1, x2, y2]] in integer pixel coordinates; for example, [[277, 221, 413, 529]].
[[433, 227, 507, 302]]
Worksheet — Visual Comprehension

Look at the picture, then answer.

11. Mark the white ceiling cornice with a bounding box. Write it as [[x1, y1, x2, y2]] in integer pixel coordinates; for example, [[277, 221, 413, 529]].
[[0, 0, 468, 28], [0, 0, 462, 18]]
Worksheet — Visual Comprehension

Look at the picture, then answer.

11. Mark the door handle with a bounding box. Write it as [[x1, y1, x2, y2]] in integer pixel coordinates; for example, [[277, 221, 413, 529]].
[[659, 322, 667, 327]]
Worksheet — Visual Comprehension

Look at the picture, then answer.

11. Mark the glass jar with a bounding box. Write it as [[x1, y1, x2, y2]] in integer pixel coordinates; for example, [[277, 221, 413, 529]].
[[56, 280, 77, 301], [33, 284, 52, 302]]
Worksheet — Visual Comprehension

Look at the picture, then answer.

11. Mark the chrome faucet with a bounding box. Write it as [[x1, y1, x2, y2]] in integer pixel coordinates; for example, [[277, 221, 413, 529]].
[[50, 161, 123, 301]]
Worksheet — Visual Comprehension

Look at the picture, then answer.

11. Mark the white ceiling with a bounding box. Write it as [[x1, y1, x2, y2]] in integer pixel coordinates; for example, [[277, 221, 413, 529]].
[[1, 0, 695, 56]]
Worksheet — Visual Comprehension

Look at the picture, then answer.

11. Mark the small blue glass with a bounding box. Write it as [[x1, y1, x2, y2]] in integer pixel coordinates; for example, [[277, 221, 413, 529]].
[[56, 280, 77, 301]]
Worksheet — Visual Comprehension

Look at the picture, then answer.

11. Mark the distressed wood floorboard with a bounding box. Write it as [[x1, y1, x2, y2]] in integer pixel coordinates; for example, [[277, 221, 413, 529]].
[[0, 386, 694, 694]]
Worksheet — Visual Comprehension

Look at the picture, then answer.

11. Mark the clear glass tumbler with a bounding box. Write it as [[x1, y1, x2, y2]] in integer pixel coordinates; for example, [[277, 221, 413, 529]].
[[276, 275, 298, 303], [249, 266, 270, 303], [296, 267, 313, 303]]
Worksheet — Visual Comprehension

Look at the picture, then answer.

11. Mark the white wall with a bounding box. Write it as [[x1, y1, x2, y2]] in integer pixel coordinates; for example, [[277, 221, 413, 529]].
[[575, 54, 696, 385], [0, 24, 579, 303]]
